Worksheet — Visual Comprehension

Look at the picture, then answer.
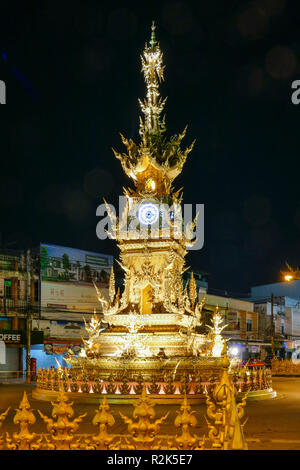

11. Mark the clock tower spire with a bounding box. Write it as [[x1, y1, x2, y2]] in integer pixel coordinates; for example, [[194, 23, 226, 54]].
[[113, 24, 195, 196], [139, 21, 166, 135]]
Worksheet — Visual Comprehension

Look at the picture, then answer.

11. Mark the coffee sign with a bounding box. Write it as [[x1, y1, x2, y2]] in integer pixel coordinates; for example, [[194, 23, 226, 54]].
[[0, 330, 23, 343]]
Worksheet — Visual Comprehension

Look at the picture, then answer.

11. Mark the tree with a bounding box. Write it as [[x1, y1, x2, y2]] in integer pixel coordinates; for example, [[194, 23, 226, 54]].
[[62, 253, 71, 272], [100, 269, 109, 284], [84, 264, 92, 282], [75, 260, 81, 281], [40, 246, 50, 270]]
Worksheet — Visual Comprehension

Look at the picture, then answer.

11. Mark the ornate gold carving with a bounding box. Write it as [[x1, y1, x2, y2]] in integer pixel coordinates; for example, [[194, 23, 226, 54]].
[[38, 389, 87, 450], [109, 266, 116, 303], [206, 307, 228, 357], [0, 385, 252, 450], [189, 272, 197, 308], [205, 356, 248, 450], [6, 392, 39, 450], [113, 23, 194, 193], [170, 394, 203, 450], [0, 406, 10, 449], [92, 395, 120, 450], [120, 385, 169, 450]]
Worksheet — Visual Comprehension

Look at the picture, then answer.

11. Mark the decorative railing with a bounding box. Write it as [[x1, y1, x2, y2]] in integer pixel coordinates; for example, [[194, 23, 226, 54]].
[[271, 358, 300, 375], [230, 366, 272, 392], [0, 366, 248, 450], [36, 366, 272, 396]]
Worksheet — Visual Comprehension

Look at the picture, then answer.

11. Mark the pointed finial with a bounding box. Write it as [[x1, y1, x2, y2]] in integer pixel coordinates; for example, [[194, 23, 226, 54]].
[[139, 22, 165, 134], [100, 394, 109, 409], [141, 382, 147, 398], [150, 21, 157, 48], [181, 391, 190, 411]]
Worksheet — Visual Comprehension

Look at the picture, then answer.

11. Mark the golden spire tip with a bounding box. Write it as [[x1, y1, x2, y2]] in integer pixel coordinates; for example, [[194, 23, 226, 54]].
[[150, 21, 157, 48]]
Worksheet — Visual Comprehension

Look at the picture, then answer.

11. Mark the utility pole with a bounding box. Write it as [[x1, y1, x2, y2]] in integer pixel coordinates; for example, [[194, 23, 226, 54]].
[[271, 293, 275, 358], [26, 249, 31, 383]]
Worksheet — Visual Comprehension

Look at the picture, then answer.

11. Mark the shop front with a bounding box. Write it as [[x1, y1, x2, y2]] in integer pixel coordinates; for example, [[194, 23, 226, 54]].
[[227, 339, 272, 363], [0, 329, 24, 378]]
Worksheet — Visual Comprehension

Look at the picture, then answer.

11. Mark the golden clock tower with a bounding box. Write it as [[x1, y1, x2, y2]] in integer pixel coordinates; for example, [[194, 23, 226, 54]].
[[68, 24, 210, 362]]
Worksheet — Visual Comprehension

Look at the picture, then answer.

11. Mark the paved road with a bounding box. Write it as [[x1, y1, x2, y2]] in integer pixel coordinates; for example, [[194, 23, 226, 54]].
[[0, 377, 299, 450], [244, 377, 300, 450]]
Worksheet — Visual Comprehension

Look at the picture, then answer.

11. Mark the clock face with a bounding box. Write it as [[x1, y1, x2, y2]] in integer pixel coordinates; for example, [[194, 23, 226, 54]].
[[138, 202, 159, 226]]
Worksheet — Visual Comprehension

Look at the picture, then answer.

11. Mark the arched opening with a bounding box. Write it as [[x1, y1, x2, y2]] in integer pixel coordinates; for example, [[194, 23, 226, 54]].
[[140, 284, 153, 314]]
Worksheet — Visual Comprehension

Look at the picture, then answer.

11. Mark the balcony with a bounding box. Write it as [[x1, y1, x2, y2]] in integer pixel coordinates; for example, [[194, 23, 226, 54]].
[[0, 298, 39, 316]]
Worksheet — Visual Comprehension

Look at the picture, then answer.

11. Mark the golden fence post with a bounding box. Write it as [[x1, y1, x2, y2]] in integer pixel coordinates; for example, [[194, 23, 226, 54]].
[[6, 392, 40, 450], [0, 406, 10, 450], [171, 393, 202, 450], [204, 354, 248, 450], [38, 388, 87, 450], [120, 385, 169, 450], [0, 374, 253, 451], [92, 395, 119, 450]]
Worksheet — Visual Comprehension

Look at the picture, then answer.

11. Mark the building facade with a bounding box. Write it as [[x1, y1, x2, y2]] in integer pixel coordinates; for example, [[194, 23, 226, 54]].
[[251, 280, 300, 358], [0, 249, 39, 377], [28, 244, 113, 371], [203, 293, 263, 361], [0, 244, 114, 378]]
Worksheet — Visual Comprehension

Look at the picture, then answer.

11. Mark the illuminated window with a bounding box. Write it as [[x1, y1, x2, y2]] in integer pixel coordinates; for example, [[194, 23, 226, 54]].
[[246, 318, 252, 332], [0, 317, 12, 330], [4, 280, 11, 298]]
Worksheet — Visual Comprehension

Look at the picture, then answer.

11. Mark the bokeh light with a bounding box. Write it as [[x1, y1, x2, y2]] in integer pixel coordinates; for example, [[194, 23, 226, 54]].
[[83, 167, 114, 199], [265, 46, 297, 80], [162, 2, 194, 35], [237, 5, 269, 40], [253, 0, 286, 16], [62, 189, 93, 223]]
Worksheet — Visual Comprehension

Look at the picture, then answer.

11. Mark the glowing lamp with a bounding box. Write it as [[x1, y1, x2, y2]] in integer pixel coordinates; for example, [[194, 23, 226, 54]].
[[284, 275, 293, 282], [230, 347, 239, 357], [145, 178, 156, 191]]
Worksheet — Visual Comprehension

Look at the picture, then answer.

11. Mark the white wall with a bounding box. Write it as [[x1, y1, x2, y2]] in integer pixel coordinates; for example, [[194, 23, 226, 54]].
[[292, 308, 300, 337]]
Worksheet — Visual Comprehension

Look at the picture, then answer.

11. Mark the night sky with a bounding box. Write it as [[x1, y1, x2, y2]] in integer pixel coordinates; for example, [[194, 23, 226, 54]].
[[1, 0, 300, 295]]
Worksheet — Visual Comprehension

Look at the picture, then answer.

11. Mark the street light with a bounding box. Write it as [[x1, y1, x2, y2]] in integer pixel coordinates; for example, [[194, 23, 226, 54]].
[[282, 263, 300, 282], [230, 346, 239, 356]]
